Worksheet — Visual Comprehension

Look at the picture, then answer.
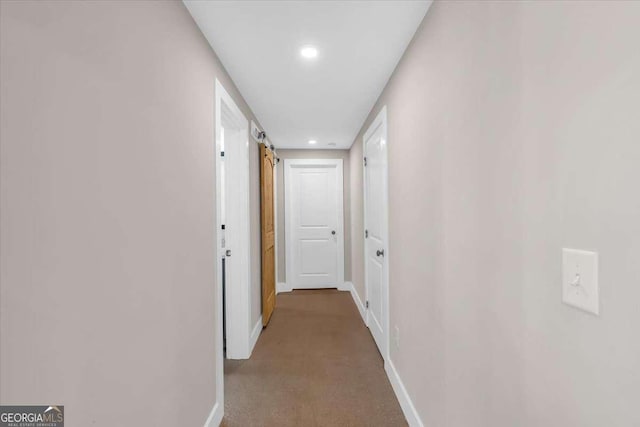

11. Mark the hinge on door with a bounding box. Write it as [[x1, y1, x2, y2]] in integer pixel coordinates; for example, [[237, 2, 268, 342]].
[[221, 151, 225, 157], [365, 229, 369, 238], [366, 301, 369, 309], [364, 157, 367, 167]]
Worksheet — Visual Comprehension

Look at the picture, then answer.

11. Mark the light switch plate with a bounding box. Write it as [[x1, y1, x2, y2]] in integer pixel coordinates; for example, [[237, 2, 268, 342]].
[[562, 248, 599, 315]]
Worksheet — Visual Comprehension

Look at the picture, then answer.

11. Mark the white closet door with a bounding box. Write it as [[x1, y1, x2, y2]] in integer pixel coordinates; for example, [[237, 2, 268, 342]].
[[285, 159, 344, 289]]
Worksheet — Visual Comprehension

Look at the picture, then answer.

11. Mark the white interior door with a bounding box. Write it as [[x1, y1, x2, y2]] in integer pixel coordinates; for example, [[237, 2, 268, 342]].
[[285, 159, 344, 289], [364, 107, 389, 359]]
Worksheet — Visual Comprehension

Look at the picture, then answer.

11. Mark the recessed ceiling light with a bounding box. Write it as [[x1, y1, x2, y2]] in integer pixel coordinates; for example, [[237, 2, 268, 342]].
[[308, 140, 317, 145], [300, 46, 318, 59]]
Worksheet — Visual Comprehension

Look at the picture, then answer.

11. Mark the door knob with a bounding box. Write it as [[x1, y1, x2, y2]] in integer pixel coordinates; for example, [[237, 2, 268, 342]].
[[331, 230, 336, 235], [376, 249, 384, 257]]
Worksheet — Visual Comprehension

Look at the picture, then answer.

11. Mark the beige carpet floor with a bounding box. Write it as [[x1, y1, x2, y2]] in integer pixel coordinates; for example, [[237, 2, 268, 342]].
[[221, 289, 407, 427]]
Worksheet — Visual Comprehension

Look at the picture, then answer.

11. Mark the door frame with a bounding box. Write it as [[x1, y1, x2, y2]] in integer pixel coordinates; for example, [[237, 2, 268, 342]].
[[215, 78, 253, 371], [284, 158, 345, 290], [363, 106, 390, 362]]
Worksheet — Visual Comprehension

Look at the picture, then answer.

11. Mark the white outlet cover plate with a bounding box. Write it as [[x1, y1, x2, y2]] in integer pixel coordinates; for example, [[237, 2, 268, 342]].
[[562, 248, 599, 315]]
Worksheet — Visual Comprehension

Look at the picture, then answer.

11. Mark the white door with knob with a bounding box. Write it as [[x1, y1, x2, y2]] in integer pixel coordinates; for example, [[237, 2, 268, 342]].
[[364, 107, 389, 359], [285, 159, 344, 289]]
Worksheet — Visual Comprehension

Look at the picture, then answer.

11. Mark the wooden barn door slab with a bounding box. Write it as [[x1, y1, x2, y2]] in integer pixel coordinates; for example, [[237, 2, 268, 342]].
[[260, 144, 276, 326]]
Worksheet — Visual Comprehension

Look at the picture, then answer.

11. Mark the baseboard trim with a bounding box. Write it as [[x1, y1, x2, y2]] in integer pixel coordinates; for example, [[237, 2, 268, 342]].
[[345, 284, 422, 426], [276, 282, 293, 294], [337, 281, 350, 291], [204, 401, 223, 427], [385, 359, 424, 427], [345, 282, 366, 323], [249, 315, 263, 355]]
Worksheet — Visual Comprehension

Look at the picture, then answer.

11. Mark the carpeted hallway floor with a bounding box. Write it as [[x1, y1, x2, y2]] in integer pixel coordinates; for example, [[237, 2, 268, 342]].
[[221, 289, 407, 427]]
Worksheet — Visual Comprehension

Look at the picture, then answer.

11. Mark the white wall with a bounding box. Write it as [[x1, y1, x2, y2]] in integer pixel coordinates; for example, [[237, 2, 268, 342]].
[[0, 1, 267, 425], [519, 3, 640, 424], [350, 2, 640, 425]]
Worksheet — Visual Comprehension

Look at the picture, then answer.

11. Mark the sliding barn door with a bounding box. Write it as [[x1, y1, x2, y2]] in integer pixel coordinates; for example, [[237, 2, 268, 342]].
[[260, 144, 276, 326]]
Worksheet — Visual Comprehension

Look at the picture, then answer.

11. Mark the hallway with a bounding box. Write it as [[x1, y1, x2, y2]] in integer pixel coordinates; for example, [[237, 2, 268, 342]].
[[3, 1, 640, 426], [222, 290, 406, 427]]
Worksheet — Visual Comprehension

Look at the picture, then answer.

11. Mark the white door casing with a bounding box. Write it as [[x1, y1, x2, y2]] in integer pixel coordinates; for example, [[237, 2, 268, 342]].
[[285, 159, 344, 289], [363, 106, 389, 360], [215, 79, 253, 370]]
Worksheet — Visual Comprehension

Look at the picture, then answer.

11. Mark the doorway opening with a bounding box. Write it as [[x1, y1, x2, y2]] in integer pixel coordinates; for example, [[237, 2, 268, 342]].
[[214, 80, 253, 393]]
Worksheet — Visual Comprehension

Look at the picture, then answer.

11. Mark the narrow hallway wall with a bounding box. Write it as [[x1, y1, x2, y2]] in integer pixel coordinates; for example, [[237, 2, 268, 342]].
[[0, 1, 267, 425], [350, 1, 640, 425]]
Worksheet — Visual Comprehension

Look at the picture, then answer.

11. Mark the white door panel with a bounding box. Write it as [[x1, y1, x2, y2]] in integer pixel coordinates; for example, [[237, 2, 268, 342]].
[[299, 172, 330, 226], [300, 240, 333, 274], [367, 256, 383, 329], [285, 160, 344, 289], [364, 107, 389, 359]]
